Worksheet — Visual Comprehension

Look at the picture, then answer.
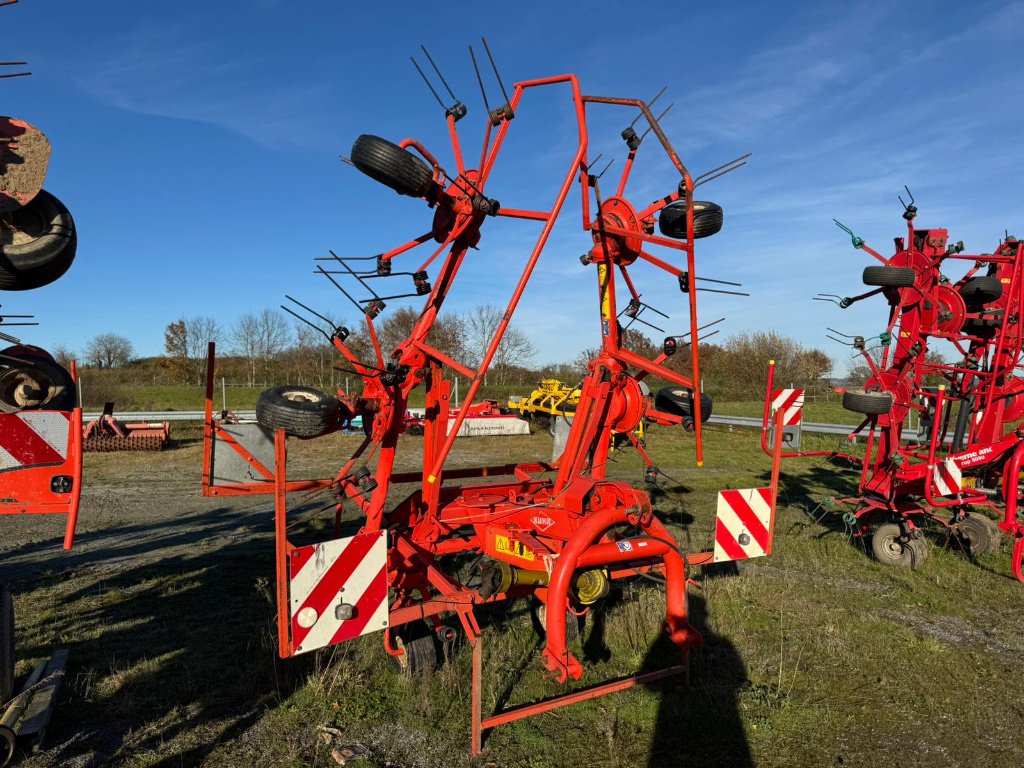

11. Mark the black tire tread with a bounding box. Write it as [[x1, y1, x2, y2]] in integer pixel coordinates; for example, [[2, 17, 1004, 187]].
[[392, 622, 438, 675], [862, 266, 916, 288], [658, 200, 724, 240], [842, 390, 893, 415], [654, 387, 713, 423], [256, 385, 341, 438], [0, 189, 77, 291], [957, 515, 996, 556], [351, 135, 433, 198], [959, 275, 1002, 305]]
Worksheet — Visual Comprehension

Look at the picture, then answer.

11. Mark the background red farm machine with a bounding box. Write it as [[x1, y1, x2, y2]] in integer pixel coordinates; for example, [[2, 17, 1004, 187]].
[[0, 2, 80, 762], [203, 44, 781, 753], [763, 190, 1024, 581]]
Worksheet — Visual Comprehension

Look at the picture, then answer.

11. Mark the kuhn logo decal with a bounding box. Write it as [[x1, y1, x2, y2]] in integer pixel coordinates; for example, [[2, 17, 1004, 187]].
[[531, 514, 555, 531]]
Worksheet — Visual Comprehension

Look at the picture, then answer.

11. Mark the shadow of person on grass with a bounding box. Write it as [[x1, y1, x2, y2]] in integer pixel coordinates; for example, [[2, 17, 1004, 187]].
[[642, 591, 753, 768]]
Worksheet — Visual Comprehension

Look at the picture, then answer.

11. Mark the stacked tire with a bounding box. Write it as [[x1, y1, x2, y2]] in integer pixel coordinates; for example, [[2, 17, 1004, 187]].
[[0, 181, 78, 412]]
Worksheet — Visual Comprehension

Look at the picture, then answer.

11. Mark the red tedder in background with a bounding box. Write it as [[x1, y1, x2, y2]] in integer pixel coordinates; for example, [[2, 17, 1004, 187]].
[[763, 188, 1024, 581], [204, 42, 779, 753]]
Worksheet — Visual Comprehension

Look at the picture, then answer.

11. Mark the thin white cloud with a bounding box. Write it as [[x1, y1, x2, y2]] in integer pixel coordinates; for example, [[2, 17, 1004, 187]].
[[76, 24, 337, 150]]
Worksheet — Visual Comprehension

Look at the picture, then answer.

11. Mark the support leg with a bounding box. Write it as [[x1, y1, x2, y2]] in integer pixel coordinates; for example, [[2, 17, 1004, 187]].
[[471, 637, 483, 756]]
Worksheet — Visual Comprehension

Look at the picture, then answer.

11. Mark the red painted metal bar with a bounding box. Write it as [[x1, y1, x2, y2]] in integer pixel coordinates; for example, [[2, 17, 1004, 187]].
[[767, 410, 783, 555], [496, 207, 551, 221], [427, 87, 588, 484], [62, 404, 83, 550], [378, 232, 434, 264], [274, 428, 291, 658], [485, 664, 684, 730], [411, 340, 475, 380], [446, 113, 466, 178]]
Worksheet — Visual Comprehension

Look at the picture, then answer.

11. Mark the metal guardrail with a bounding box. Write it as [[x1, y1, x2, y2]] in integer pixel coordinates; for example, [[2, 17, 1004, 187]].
[[84, 410, 863, 434], [707, 414, 859, 436], [81, 410, 945, 444], [81, 410, 257, 422]]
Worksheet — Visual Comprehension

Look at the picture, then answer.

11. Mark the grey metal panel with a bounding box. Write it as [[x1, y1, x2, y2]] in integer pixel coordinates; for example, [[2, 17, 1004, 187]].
[[211, 422, 277, 485]]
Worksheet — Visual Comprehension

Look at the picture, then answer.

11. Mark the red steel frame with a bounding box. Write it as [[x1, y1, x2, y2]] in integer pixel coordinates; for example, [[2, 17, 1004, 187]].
[[205, 71, 778, 751], [763, 207, 1024, 580]]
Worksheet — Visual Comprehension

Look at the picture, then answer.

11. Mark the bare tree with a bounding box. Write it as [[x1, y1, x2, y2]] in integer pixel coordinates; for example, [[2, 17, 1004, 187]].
[[231, 309, 290, 386], [48, 344, 76, 370], [379, 307, 466, 363], [465, 304, 536, 385], [86, 333, 134, 369], [186, 316, 223, 369], [164, 315, 224, 383], [287, 314, 347, 390]]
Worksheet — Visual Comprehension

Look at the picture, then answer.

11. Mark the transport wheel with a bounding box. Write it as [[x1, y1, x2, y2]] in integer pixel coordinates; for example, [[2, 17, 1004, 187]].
[[0, 355, 74, 413], [907, 536, 929, 566], [1, 584, 13, 706], [959, 275, 1002, 306], [533, 600, 581, 644], [391, 622, 438, 675], [956, 515, 996, 556], [0, 189, 77, 291], [658, 200, 724, 239], [977, 515, 1003, 551], [654, 387, 713, 429], [350, 135, 434, 198], [862, 266, 916, 288], [841, 390, 893, 416], [256, 385, 342, 438], [871, 523, 915, 567], [962, 316, 1001, 336]]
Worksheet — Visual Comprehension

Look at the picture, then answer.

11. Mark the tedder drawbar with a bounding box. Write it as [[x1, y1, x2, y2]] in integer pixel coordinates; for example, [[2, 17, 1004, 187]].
[[203, 44, 781, 753], [762, 190, 1024, 582]]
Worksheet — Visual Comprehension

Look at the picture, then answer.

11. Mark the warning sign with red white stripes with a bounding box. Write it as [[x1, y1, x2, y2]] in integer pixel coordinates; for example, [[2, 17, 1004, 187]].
[[0, 411, 71, 472], [713, 487, 774, 563], [932, 457, 962, 496], [288, 530, 388, 655], [771, 389, 805, 427]]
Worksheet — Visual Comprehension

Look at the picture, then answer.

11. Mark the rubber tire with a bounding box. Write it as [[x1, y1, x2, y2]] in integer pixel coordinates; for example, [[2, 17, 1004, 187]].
[[0, 355, 75, 413], [654, 387, 713, 424], [256, 385, 341, 438], [658, 200, 724, 240], [957, 515, 995, 556], [350, 135, 433, 198], [842, 390, 893, 415], [963, 317, 1001, 336], [907, 536, 929, 567], [391, 622, 438, 675], [0, 584, 13, 706], [959, 275, 1002, 306], [0, 189, 77, 291], [862, 266, 916, 288], [534, 602, 581, 644], [871, 523, 914, 567], [977, 515, 1003, 551]]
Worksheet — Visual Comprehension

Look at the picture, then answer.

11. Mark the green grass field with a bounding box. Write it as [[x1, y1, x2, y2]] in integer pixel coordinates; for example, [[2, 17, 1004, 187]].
[[5, 425, 1023, 767]]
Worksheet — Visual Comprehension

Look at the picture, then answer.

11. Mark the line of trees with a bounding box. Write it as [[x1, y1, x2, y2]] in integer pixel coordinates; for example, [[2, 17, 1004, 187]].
[[72, 311, 835, 403], [72, 304, 540, 391]]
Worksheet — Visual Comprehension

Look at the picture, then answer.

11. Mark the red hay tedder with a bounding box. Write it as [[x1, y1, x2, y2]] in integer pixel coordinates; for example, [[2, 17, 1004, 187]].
[[203, 45, 781, 752], [763, 190, 1024, 581]]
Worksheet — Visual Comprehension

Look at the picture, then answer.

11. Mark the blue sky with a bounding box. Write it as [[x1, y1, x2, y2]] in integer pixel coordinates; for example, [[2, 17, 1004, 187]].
[[5, 0, 1024, 377]]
